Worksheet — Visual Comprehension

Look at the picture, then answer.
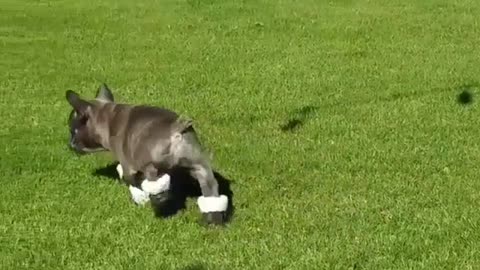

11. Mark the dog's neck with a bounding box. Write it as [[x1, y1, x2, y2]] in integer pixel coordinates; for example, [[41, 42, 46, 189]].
[[92, 101, 124, 151]]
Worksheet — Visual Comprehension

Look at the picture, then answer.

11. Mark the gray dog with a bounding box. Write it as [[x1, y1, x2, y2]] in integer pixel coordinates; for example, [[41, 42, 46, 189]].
[[66, 84, 228, 225]]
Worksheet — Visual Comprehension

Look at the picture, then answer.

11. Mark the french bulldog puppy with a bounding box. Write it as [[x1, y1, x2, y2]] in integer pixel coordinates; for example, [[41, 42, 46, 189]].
[[66, 84, 228, 225]]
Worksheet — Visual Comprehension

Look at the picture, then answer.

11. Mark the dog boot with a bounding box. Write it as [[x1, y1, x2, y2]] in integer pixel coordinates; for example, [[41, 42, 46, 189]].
[[116, 164, 123, 179], [197, 195, 228, 225], [141, 174, 171, 203], [128, 185, 150, 205]]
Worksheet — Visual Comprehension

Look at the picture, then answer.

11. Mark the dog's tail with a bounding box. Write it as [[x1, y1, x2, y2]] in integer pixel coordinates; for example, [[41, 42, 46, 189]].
[[172, 116, 193, 134], [170, 116, 214, 161]]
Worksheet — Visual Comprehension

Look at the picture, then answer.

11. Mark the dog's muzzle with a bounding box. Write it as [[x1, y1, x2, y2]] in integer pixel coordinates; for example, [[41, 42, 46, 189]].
[[68, 138, 86, 155]]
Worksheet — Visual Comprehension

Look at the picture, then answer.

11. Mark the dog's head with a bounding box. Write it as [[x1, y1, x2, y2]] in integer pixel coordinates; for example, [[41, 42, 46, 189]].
[[66, 84, 115, 154]]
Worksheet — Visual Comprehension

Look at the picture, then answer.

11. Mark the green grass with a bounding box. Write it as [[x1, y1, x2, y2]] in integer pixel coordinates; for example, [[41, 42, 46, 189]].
[[1, 0, 480, 269]]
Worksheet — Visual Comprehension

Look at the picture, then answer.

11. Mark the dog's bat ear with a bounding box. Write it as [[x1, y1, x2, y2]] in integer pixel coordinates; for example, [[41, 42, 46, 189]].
[[66, 90, 92, 115], [96, 83, 114, 102]]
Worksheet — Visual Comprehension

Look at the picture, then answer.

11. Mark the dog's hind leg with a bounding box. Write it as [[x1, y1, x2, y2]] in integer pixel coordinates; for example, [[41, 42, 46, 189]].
[[173, 129, 227, 225], [188, 160, 223, 220], [189, 160, 228, 225], [190, 161, 218, 196]]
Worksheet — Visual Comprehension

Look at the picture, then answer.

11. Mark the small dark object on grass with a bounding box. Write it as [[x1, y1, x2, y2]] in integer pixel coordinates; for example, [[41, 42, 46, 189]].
[[280, 105, 318, 132], [280, 118, 302, 131], [458, 90, 473, 104]]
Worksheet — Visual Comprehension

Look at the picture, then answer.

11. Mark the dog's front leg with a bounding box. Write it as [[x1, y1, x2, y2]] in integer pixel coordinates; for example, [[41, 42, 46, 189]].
[[117, 163, 150, 206], [116, 163, 138, 186]]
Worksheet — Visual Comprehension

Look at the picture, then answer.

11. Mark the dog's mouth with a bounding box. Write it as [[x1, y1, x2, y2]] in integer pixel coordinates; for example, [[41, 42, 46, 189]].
[[82, 148, 105, 154], [69, 143, 104, 155], [68, 144, 87, 155]]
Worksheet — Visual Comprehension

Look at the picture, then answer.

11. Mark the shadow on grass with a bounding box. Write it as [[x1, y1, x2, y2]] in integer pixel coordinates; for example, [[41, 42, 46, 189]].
[[92, 163, 235, 223], [377, 81, 479, 105], [456, 81, 479, 105], [280, 105, 318, 132], [277, 82, 479, 129]]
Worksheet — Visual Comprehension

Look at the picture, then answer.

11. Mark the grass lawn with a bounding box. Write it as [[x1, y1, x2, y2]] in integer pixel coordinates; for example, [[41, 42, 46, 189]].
[[1, 0, 480, 269]]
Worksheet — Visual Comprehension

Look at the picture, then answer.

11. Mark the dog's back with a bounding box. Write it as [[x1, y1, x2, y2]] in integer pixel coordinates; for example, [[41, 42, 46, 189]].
[[105, 103, 199, 172]]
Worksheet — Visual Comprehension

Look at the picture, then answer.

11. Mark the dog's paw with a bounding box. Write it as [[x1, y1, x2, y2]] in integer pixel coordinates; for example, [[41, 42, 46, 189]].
[[116, 164, 123, 179], [150, 191, 170, 204], [128, 185, 150, 205], [202, 212, 226, 226], [141, 174, 171, 195], [197, 195, 228, 226]]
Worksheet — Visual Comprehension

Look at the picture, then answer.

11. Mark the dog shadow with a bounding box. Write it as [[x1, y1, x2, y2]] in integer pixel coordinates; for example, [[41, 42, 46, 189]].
[[92, 163, 235, 223]]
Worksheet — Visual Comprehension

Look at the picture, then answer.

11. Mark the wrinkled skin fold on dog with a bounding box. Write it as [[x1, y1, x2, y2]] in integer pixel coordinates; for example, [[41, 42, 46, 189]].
[[66, 83, 228, 225]]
